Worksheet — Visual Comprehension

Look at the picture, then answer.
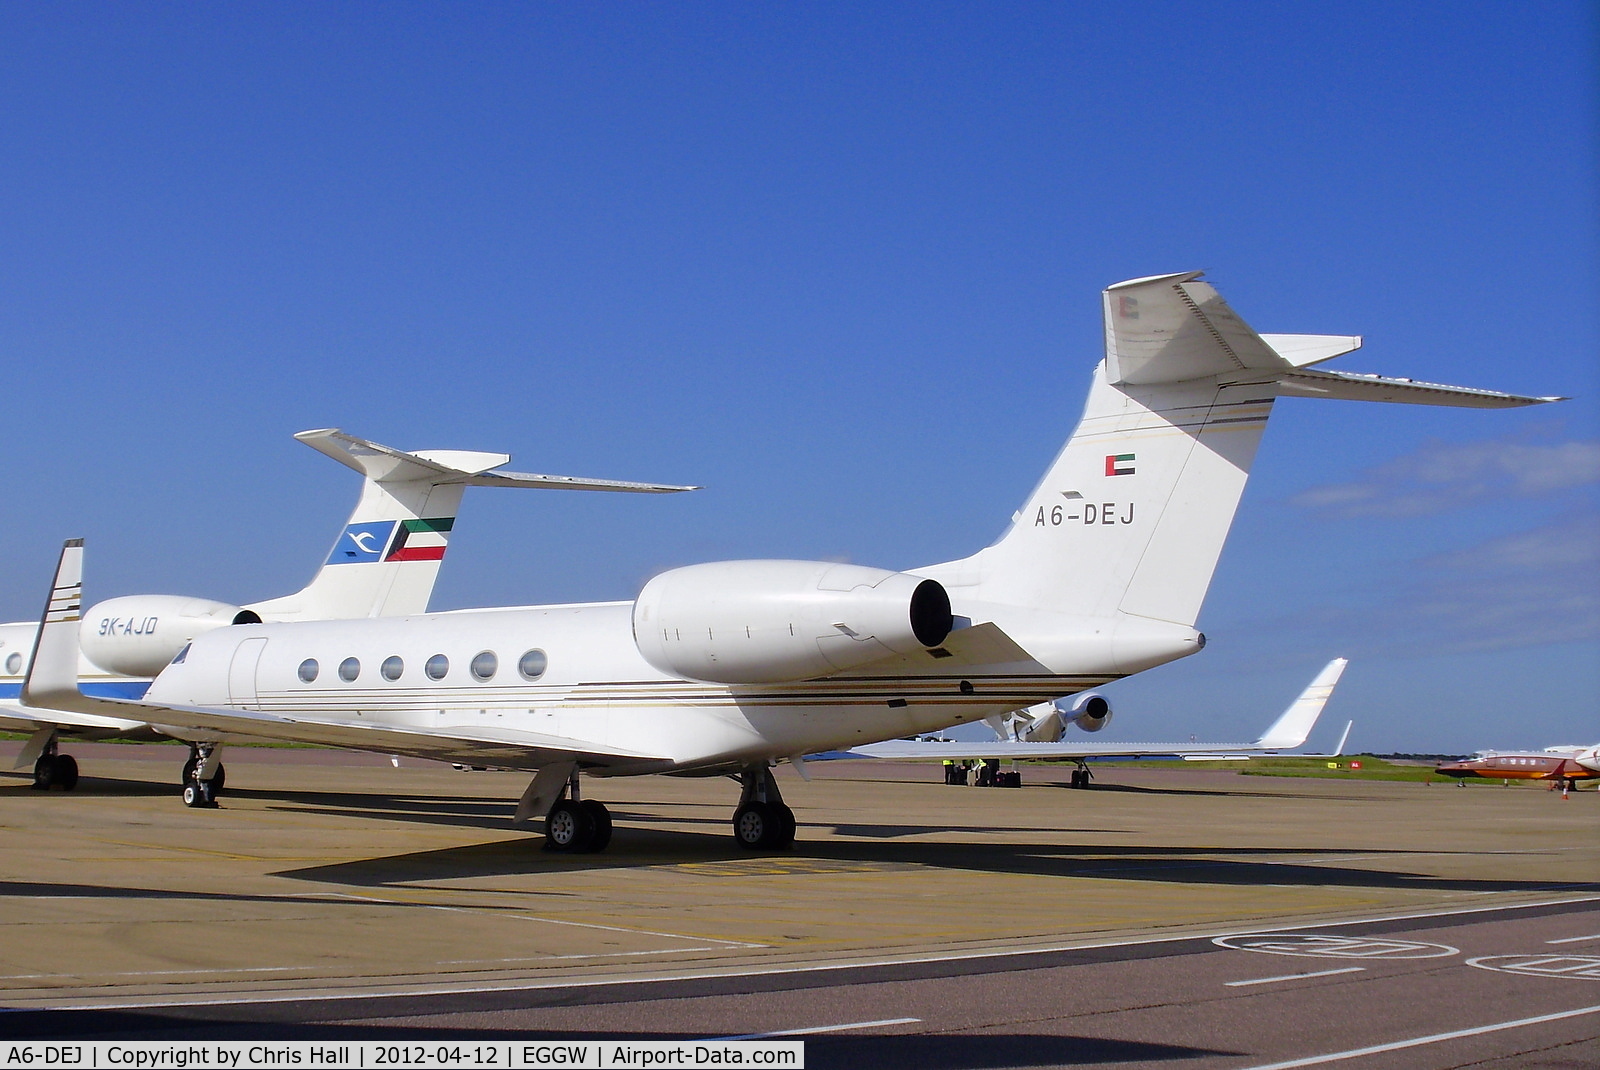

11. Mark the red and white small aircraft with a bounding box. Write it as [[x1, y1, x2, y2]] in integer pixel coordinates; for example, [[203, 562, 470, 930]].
[[1436, 745, 1600, 795]]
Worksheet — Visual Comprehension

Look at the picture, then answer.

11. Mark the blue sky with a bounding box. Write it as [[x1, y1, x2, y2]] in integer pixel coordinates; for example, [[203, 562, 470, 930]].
[[2, 2, 1594, 753]]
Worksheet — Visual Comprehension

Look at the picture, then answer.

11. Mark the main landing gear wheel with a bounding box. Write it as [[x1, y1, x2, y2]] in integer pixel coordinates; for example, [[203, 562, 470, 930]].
[[579, 799, 613, 852], [180, 755, 226, 793], [181, 779, 218, 808], [545, 799, 612, 853], [1070, 767, 1093, 789], [731, 765, 797, 851], [733, 801, 796, 850], [32, 753, 79, 791]]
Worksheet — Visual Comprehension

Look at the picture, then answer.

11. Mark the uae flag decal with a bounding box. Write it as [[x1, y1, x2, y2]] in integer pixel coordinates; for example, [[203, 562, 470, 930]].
[[1105, 453, 1135, 476], [385, 517, 454, 562]]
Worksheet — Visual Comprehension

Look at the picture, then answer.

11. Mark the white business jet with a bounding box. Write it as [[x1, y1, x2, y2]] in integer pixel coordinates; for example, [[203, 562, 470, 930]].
[[18, 272, 1562, 854], [1, 428, 692, 789]]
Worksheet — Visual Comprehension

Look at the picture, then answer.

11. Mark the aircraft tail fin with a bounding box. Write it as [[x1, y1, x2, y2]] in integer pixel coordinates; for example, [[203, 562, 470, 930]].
[[1253, 658, 1348, 750], [921, 273, 1561, 644], [246, 429, 698, 621]]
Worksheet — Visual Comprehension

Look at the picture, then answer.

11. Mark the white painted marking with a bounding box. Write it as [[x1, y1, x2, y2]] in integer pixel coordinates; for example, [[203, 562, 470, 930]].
[[1240, 1002, 1600, 1069], [1225, 966, 1365, 987], [438, 947, 731, 965], [712, 1017, 921, 1040], [1215, 934, 1458, 960], [3, 893, 1595, 1014], [1548, 933, 1600, 944], [0, 965, 319, 981], [323, 891, 766, 949], [1469, 954, 1600, 980]]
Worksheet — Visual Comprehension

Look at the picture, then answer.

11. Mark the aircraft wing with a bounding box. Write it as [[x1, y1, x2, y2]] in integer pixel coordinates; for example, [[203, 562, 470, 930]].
[[19, 541, 677, 775], [823, 658, 1349, 762]]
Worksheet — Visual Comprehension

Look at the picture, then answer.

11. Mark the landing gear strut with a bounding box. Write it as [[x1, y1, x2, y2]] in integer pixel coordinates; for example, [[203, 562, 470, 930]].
[[544, 771, 612, 853], [31, 740, 79, 792], [732, 765, 796, 850], [181, 744, 225, 808]]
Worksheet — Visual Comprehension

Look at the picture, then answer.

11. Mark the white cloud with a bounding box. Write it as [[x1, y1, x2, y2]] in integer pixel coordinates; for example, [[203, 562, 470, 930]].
[[1291, 438, 1600, 518], [1244, 511, 1600, 658], [1345, 513, 1600, 655]]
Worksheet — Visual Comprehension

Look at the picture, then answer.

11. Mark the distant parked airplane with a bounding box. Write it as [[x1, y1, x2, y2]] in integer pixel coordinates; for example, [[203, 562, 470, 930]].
[[1435, 745, 1599, 796], [821, 658, 1350, 787]]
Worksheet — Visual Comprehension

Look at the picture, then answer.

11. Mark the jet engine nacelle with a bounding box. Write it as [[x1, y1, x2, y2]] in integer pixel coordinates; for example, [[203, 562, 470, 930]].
[[80, 595, 257, 677], [1014, 692, 1113, 741], [1060, 692, 1112, 733], [632, 560, 952, 684]]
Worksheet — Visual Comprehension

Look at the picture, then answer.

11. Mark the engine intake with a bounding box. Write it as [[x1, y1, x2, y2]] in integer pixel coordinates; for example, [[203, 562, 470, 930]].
[[1065, 693, 1113, 733], [633, 560, 952, 684]]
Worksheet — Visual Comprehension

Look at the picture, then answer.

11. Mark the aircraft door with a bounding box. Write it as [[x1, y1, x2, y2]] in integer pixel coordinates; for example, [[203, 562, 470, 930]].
[[228, 637, 268, 708]]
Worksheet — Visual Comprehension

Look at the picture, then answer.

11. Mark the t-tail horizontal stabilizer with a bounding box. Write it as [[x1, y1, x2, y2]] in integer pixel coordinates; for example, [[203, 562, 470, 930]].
[[247, 429, 700, 621], [293, 428, 702, 493], [1105, 272, 1563, 406]]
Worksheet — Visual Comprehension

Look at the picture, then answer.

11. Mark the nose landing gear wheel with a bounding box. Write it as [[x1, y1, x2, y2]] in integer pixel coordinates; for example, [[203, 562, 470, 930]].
[[180, 755, 226, 793], [181, 779, 218, 808]]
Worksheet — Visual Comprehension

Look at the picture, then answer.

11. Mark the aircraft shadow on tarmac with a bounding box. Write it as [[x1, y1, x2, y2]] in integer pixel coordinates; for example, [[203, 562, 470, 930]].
[[0, 772, 175, 797], [0, 1011, 1243, 1065], [1039, 780, 1369, 801], [269, 824, 1600, 900]]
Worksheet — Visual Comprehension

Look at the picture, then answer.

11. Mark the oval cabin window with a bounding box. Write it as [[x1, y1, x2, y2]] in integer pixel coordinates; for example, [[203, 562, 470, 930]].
[[426, 654, 449, 681], [339, 657, 361, 682], [298, 658, 319, 683], [518, 649, 548, 680], [381, 656, 404, 681], [471, 651, 498, 681]]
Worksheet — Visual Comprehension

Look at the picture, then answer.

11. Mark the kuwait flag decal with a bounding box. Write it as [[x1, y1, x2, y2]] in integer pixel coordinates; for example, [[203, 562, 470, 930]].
[[1105, 453, 1135, 477], [385, 517, 454, 562]]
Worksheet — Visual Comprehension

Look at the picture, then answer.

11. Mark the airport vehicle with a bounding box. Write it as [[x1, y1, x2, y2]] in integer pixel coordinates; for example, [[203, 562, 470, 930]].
[[19, 272, 1561, 851], [1435, 745, 1600, 793], [3, 428, 692, 789], [826, 658, 1351, 787]]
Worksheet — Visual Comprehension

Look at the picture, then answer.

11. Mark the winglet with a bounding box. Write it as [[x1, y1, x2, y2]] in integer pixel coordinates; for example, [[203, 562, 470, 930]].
[[1252, 658, 1348, 750], [1330, 720, 1353, 757], [21, 540, 87, 712]]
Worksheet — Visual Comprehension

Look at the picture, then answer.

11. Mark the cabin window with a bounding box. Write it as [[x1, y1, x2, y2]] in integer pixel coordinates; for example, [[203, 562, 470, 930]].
[[4, 652, 21, 675], [471, 651, 498, 681], [381, 656, 404, 681], [426, 654, 449, 681], [339, 657, 361, 682], [298, 658, 319, 683], [171, 643, 191, 665], [518, 649, 548, 680]]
